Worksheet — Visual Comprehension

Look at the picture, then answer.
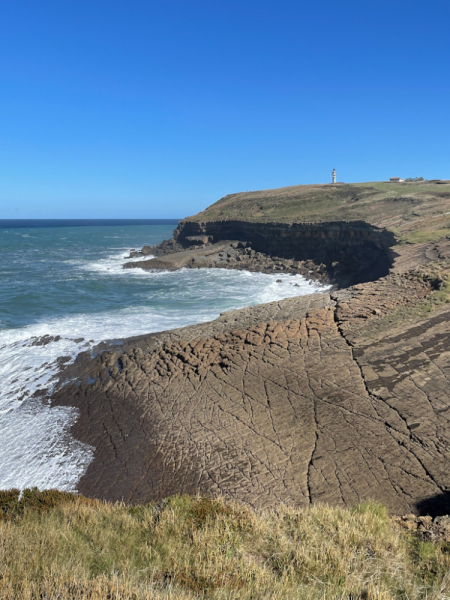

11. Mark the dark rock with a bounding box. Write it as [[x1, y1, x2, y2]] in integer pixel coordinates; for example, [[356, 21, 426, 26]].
[[30, 335, 61, 347], [56, 356, 72, 366], [170, 218, 397, 287]]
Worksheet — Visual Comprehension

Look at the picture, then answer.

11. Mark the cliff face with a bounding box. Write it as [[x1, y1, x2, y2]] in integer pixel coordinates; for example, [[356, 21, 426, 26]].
[[173, 219, 397, 286]]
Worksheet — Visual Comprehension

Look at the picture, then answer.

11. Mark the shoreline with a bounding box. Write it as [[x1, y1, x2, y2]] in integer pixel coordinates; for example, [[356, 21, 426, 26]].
[[40, 190, 450, 515], [123, 239, 332, 286]]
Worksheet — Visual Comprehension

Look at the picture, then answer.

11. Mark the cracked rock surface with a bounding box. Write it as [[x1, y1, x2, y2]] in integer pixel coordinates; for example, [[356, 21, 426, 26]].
[[52, 265, 450, 514]]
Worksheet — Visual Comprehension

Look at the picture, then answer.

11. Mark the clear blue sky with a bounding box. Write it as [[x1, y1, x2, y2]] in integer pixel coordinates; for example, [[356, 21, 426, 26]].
[[1, 0, 449, 218]]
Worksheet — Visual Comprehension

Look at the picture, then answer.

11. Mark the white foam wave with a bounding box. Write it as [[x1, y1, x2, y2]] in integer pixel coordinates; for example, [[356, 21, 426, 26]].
[[0, 332, 94, 491], [78, 249, 155, 276]]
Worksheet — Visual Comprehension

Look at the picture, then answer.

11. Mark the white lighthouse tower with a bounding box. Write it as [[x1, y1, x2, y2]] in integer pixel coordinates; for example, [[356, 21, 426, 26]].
[[332, 168, 336, 184]]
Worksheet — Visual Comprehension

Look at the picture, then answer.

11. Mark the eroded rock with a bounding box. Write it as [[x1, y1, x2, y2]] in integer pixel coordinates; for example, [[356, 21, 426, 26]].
[[51, 279, 450, 515]]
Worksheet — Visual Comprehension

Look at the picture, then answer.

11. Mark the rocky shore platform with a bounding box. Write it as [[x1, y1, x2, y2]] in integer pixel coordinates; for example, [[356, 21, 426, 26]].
[[124, 240, 331, 284], [51, 181, 450, 515]]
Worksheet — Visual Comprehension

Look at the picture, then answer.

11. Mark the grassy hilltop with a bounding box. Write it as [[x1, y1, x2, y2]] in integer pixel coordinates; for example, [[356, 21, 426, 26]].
[[186, 180, 450, 245], [2, 489, 450, 600]]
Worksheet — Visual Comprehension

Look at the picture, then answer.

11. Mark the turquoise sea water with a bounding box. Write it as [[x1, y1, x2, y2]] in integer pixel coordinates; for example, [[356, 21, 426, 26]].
[[0, 220, 328, 491]]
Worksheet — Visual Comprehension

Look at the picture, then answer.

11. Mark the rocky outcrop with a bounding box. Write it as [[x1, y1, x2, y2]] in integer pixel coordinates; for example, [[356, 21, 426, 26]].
[[173, 221, 396, 286], [394, 514, 450, 542], [126, 219, 396, 287], [51, 264, 450, 515], [191, 221, 393, 286], [124, 241, 331, 284]]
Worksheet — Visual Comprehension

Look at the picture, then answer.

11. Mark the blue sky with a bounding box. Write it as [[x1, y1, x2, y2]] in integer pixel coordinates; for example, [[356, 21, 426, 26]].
[[1, 0, 449, 218]]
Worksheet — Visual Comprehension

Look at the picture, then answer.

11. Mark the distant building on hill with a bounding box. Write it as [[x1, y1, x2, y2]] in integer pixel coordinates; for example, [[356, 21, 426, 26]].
[[332, 168, 336, 183], [389, 177, 404, 183]]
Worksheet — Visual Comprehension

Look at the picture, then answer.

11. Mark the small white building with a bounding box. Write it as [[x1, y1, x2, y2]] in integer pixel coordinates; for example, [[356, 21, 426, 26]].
[[389, 177, 404, 183], [332, 168, 336, 183]]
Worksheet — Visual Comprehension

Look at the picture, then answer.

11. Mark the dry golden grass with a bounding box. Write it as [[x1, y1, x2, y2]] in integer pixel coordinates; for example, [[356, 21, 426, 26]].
[[1, 490, 450, 599]]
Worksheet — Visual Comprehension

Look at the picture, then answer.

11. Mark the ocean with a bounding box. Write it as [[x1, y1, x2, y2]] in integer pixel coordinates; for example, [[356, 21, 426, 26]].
[[0, 219, 328, 492]]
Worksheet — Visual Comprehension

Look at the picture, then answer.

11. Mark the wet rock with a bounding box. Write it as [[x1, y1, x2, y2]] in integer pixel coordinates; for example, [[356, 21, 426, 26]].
[[56, 356, 72, 366], [30, 335, 61, 346]]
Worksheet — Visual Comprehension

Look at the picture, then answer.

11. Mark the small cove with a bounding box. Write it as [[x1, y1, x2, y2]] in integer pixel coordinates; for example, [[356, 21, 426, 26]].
[[0, 220, 329, 491]]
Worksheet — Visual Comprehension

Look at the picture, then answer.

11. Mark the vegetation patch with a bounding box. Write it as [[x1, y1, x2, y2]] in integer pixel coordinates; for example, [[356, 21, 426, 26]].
[[0, 487, 95, 521], [418, 264, 450, 306], [1, 491, 450, 599], [397, 228, 450, 245]]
